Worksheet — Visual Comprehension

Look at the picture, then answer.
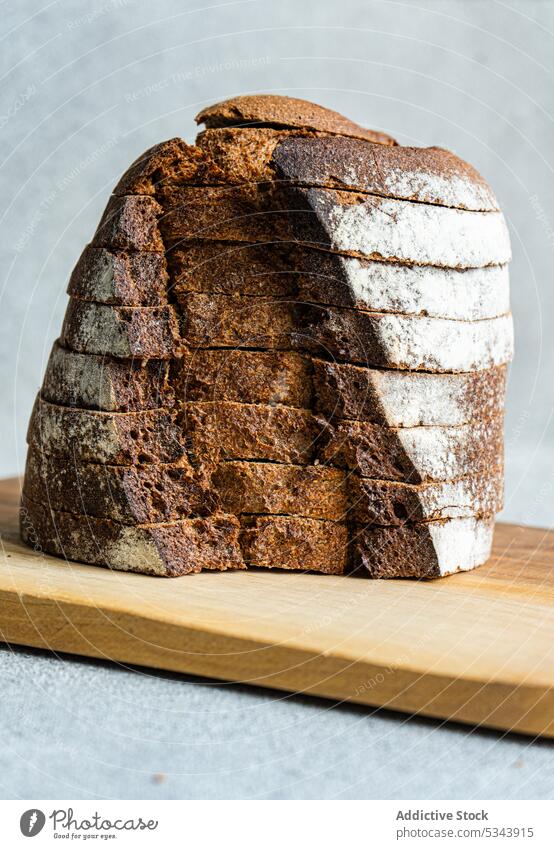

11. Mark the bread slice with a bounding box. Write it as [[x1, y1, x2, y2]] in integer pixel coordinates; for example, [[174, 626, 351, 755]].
[[296, 305, 513, 372], [67, 246, 168, 306], [178, 292, 294, 349], [168, 240, 299, 297], [27, 397, 186, 465], [23, 449, 212, 524], [351, 516, 495, 578], [350, 472, 502, 525], [293, 249, 510, 321], [113, 137, 226, 196], [178, 349, 312, 407], [169, 239, 509, 320], [20, 494, 244, 576], [61, 300, 182, 358], [212, 461, 347, 520], [196, 126, 327, 185], [195, 94, 396, 145], [272, 136, 499, 211], [240, 514, 349, 574], [29, 397, 319, 467], [318, 415, 503, 483], [42, 342, 173, 412], [92, 195, 163, 251], [182, 401, 319, 467], [159, 183, 293, 244], [313, 360, 507, 426], [286, 187, 511, 268]]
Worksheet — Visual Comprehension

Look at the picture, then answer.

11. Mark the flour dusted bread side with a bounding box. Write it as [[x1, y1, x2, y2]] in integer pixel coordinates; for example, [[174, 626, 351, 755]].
[[21, 495, 244, 577], [23, 94, 511, 578]]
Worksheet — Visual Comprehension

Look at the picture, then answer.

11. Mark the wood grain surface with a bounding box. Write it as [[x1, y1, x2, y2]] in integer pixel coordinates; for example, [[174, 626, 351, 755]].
[[0, 477, 553, 737]]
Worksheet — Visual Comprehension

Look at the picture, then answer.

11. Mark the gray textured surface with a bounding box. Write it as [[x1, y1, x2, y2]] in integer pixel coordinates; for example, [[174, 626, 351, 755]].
[[1, 0, 553, 799], [1, 644, 552, 800]]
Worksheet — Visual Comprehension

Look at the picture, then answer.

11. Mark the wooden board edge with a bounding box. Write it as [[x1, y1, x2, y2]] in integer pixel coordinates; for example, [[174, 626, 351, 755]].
[[0, 588, 552, 739]]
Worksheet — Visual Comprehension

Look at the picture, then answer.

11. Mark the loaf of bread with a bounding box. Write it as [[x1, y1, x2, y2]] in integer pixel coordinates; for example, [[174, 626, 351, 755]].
[[22, 94, 513, 578]]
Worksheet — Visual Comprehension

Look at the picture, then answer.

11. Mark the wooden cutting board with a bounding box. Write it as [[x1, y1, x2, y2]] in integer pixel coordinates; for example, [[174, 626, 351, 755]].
[[1, 476, 553, 737]]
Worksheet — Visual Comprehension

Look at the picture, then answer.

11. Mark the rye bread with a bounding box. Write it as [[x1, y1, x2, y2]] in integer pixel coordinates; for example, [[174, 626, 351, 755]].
[[20, 494, 244, 576], [27, 397, 186, 465], [351, 515, 495, 578], [318, 415, 504, 483], [168, 239, 509, 320], [240, 514, 349, 574], [272, 136, 499, 212], [158, 183, 294, 244], [195, 94, 396, 146], [349, 472, 502, 525], [113, 137, 226, 196], [182, 401, 319, 467], [195, 126, 324, 184], [23, 449, 213, 524], [292, 249, 510, 321], [61, 299, 182, 359], [212, 461, 347, 521], [284, 186, 511, 268], [167, 240, 299, 298], [295, 305, 514, 372], [312, 360, 507, 426], [177, 349, 312, 407], [67, 246, 168, 306], [42, 342, 174, 412], [178, 292, 294, 349], [92, 195, 164, 251]]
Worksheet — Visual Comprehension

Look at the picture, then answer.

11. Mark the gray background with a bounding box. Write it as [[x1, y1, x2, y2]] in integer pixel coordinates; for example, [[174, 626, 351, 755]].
[[0, 0, 553, 799]]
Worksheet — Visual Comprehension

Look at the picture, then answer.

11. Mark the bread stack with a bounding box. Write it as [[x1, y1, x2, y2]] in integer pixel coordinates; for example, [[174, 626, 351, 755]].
[[21, 95, 513, 578]]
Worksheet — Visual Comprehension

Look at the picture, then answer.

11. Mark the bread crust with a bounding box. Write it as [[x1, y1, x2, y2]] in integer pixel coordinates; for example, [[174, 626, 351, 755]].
[[318, 414, 504, 482], [92, 195, 164, 251], [42, 343, 174, 412], [67, 246, 168, 306], [273, 136, 499, 211], [20, 494, 244, 576], [195, 94, 396, 146], [351, 516, 495, 578], [313, 360, 507, 426], [61, 299, 182, 358]]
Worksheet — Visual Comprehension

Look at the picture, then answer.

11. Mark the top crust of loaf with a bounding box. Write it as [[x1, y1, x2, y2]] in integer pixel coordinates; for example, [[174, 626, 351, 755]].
[[113, 137, 226, 196], [272, 137, 499, 212], [195, 94, 396, 146]]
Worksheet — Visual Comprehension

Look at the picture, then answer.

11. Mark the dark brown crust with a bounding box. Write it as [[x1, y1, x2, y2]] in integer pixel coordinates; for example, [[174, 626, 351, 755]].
[[318, 415, 504, 482], [195, 95, 396, 146], [272, 136, 499, 211], [67, 246, 168, 306], [20, 494, 244, 576], [27, 397, 186, 465], [349, 473, 503, 526], [92, 195, 164, 251], [240, 514, 349, 574], [113, 137, 226, 196], [212, 461, 347, 521], [42, 343, 174, 412], [60, 300, 183, 359], [313, 360, 507, 426], [23, 449, 214, 524], [181, 401, 320, 467], [176, 349, 312, 407], [177, 292, 294, 349], [167, 240, 299, 297]]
